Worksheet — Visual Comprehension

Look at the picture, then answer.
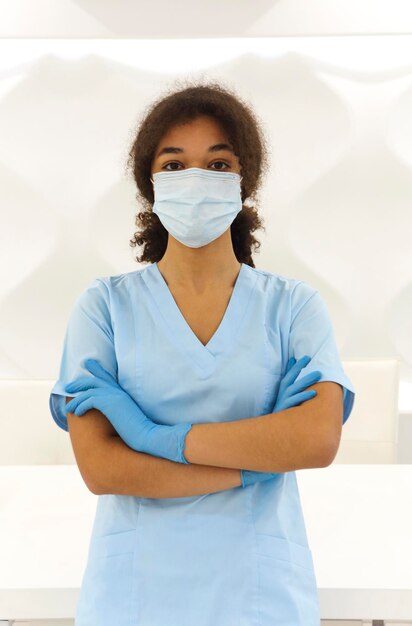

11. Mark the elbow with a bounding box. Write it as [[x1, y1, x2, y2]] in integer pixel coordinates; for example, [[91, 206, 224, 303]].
[[89, 473, 115, 495], [87, 477, 105, 495], [318, 434, 341, 467], [87, 482, 100, 495], [318, 446, 336, 468], [303, 435, 340, 470], [77, 466, 107, 496], [81, 454, 114, 495], [90, 484, 109, 495]]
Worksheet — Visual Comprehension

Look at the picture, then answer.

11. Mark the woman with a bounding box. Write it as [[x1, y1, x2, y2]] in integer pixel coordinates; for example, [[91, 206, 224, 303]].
[[49, 81, 355, 625]]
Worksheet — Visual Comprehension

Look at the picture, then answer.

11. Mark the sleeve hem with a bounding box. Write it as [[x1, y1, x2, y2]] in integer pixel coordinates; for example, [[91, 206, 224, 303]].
[[49, 393, 69, 432], [302, 367, 355, 425]]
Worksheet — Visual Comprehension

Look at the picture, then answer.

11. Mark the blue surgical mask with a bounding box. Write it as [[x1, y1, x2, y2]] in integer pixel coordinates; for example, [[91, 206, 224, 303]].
[[150, 167, 243, 248]]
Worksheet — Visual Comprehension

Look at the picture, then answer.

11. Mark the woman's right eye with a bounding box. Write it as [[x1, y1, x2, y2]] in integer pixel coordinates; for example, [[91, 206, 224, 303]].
[[162, 162, 182, 171]]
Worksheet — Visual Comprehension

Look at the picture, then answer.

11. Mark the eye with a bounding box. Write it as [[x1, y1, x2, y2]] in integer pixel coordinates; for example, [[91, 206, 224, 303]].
[[162, 161, 230, 172], [162, 162, 181, 171], [211, 161, 230, 171]]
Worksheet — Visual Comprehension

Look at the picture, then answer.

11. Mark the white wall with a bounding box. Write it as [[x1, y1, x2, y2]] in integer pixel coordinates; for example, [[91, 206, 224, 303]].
[[0, 8, 411, 441], [1, 0, 412, 37]]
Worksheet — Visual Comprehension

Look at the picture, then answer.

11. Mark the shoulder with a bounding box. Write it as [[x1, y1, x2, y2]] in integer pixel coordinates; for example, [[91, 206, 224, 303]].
[[245, 264, 318, 305], [85, 266, 153, 321], [72, 276, 111, 313], [96, 264, 151, 295]]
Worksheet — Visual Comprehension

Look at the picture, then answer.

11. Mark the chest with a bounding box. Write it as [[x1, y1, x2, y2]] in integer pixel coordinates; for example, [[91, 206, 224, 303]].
[[113, 266, 288, 428]]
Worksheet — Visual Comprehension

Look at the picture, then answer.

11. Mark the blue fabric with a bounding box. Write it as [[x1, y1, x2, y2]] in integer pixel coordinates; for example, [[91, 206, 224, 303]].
[[49, 278, 117, 432], [286, 283, 355, 425], [49, 262, 355, 625]]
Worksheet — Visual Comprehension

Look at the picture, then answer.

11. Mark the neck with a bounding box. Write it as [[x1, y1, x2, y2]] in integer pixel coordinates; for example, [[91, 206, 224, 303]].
[[156, 233, 241, 292]]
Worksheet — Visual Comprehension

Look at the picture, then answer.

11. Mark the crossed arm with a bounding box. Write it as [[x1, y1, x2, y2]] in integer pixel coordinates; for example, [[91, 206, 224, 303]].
[[182, 381, 344, 471], [66, 381, 343, 498]]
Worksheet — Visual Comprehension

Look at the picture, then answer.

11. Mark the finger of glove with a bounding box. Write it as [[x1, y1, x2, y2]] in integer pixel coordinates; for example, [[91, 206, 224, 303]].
[[64, 375, 107, 394], [276, 389, 317, 410], [65, 389, 94, 414], [285, 356, 296, 374], [71, 395, 99, 417], [284, 370, 322, 397], [278, 355, 311, 393], [83, 358, 118, 386]]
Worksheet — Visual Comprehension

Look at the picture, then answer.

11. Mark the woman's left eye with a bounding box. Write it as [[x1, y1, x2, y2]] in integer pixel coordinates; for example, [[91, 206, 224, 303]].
[[211, 161, 229, 170]]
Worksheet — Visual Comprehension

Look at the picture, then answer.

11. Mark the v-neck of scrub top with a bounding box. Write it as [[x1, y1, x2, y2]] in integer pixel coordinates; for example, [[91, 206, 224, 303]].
[[140, 261, 258, 375]]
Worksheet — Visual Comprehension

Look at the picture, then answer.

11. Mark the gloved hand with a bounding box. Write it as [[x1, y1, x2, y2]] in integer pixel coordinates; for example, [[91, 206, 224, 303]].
[[240, 354, 322, 488], [64, 358, 192, 464]]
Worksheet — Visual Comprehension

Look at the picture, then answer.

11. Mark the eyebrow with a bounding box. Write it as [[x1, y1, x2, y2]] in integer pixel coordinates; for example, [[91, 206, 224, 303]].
[[156, 143, 234, 159]]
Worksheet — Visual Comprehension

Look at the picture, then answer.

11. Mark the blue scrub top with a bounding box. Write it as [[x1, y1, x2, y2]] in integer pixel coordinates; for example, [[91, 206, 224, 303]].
[[50, 261, 355, 626]]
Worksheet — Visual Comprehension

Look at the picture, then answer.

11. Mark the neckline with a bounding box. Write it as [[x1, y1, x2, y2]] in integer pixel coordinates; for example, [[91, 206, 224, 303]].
[[140, 260, 257, 374], [152, 261, 246, 351]]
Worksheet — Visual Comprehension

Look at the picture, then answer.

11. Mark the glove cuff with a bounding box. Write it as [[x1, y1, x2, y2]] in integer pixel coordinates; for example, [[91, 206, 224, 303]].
[[174, 422, 193, 464], [241, 470, 279, 488]]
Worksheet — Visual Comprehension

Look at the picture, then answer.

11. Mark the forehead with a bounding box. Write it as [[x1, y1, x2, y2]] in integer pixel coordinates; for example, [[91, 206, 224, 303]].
[[158, 116, 228, 144], [155, 122, 235, 162]]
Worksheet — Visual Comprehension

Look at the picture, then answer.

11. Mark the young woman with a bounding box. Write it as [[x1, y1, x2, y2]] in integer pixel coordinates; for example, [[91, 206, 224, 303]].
[[49, 80, 355, 625]]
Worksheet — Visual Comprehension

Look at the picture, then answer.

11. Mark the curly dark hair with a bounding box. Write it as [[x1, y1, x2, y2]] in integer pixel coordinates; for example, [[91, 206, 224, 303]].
[[125, 78, 271, 268]]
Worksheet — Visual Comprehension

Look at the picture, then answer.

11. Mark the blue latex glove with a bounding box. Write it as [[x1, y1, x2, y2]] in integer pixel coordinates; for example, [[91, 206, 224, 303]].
[[240, 354, 322, 488], [64, 358, 192, 464]]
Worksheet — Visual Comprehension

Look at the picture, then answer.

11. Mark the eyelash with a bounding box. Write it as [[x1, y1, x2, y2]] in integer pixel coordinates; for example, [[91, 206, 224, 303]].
[[162, 161, 230, 171]]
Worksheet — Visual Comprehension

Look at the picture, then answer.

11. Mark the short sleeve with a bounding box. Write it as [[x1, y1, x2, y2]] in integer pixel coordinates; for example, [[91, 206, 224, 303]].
[[49, 277, 117, 432], [288, 282, 355, 425]]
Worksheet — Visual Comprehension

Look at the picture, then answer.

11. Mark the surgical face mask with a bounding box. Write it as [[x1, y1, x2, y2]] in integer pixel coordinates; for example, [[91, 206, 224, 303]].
[[150, 167, 243, 248]]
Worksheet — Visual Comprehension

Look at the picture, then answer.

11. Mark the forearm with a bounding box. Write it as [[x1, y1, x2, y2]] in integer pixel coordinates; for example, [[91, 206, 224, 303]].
[[183, 400, 330, 473], [94, 434, 242, 498]]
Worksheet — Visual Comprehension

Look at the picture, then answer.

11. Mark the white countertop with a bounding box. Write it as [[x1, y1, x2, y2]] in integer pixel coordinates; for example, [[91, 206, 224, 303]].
[[297, 463, 412, 620]]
